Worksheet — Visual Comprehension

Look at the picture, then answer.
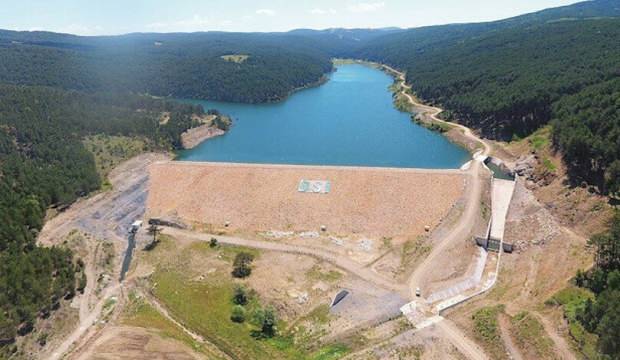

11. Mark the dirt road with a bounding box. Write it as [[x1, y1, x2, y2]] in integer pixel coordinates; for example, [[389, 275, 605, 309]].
[[50, 284, 120, 360], [43, 154, 169, 360], [499, 314, 524, 360], [382, 65, 491, 157], [437, 319, 489, 360], [388, 64, 492, 297], [385, 64, 581, 360], [382, 65, 498, 359], [533, 311, 576, 360], [163, 227, 408, 294]]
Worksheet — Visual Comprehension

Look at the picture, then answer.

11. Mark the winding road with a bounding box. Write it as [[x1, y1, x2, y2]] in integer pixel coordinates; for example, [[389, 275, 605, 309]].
[[386, 65, 494, 360], [382, 65, 492, 298], [162, 66, 495, 359], [48, 66, 521, 360]]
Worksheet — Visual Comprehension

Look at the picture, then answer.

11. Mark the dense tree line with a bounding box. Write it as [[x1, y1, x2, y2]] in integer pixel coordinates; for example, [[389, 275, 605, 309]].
[[356, 18, 619, 139], [0, 85, 204, 345], [350, 3, 620, 194], [552, 78, 620, 194], [0, 0, 619, 352], [0, 32, 333, 103], [574, 212, 620, 358]]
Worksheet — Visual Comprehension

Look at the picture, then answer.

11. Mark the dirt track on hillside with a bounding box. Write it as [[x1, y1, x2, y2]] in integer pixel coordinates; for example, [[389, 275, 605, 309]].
[[41, 154, 170, 360]]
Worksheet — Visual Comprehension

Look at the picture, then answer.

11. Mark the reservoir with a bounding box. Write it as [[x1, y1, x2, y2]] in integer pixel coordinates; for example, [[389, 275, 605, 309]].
[[176, 64, 469, 168]]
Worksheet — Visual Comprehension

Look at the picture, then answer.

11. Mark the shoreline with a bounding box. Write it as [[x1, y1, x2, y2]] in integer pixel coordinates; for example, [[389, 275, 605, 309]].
[[282, 71, 332, 101], [180, 123, 226, 149], [333, 58, 481, 154], [178, 59, 484, 164], [379, 63, 487, 155]]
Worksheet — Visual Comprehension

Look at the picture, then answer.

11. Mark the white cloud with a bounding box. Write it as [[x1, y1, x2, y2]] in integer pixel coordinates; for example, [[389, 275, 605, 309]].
[[146, 15, 209, 32], [57, 24, 104, 36], [310, 8, 337, 15], [347, 2, 386, 13], [256, 9, 276, 16]]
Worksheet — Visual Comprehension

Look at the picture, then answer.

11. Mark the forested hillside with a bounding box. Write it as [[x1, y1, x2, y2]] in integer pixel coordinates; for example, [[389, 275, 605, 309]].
[[0, 32, 333, 103], [569, 212, 620, 358], [0, 28, 338, 349], [1, 0, 619, 350], [0, 86, 204, 344], [351, 1, 620, 194], [356, 18, 619, 139], [553, 78, 620, 193]]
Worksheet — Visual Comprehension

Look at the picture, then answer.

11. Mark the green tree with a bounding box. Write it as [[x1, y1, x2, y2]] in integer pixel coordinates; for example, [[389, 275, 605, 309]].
[[232, 285, 248, 305], [77, 272, 87, 294], [260, 307, 277, 338], [0, 311, 16, 344], [605, 160, 620, 196], [594, 290, 620, 357], [232, 252, 254, 278], [575, 214, 620, 359], [590, 213, 620, 275], [230, 305, 246, 323]]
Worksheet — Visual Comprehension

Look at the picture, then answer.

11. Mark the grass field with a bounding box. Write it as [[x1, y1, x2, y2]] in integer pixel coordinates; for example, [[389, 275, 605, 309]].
[[140, 236, 349, 360], [471, 305, 507, 359], [509, 125, 559, 176], [121, 292, 225, 357], [547, 286, 598, 359], [221, 54, 249, 63], [306, 265, 343, 283], [400, 236, 431, 272], [83, 134, 149, 187], [510, 311, 557, 359]]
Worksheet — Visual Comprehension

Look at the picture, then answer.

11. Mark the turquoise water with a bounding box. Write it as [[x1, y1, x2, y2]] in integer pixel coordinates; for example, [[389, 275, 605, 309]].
[[176, 64, 470, 168]]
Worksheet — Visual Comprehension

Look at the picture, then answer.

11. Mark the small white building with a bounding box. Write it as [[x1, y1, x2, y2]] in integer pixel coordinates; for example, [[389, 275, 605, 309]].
[[130, 220, 143, 233]]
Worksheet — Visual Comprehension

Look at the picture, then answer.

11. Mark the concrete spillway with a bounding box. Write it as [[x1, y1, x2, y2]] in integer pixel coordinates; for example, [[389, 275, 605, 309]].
[[490, 178, 516, 242]]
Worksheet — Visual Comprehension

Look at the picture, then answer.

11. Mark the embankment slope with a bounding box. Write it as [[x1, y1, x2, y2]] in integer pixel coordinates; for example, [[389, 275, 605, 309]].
[[147, 162, 466, 238]]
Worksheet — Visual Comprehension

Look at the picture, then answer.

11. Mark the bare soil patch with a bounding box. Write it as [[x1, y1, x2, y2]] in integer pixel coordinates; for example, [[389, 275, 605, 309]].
[[73, 326, 203, 360], [147, 162, 465, 239], [181, 124, 224, 149], [446, 179, 590, 359]]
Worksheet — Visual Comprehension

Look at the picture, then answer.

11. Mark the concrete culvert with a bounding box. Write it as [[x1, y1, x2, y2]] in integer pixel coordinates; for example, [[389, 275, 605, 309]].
[[331, 290, 350, 307]]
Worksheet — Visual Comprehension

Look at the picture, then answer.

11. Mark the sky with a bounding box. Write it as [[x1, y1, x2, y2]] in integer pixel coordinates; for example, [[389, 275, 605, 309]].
[[0, 0, 579, 35]]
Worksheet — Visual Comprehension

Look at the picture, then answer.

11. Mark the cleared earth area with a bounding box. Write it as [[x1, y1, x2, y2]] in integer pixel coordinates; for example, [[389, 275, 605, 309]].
[[147, 161, 465, 238]]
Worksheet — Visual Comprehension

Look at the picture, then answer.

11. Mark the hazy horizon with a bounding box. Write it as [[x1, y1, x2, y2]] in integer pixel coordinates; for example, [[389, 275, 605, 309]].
[[1, 0, 579, 36]]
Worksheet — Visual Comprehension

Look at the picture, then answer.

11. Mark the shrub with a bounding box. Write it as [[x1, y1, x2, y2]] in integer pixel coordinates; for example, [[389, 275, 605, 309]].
[[232, 285, 248, 305], [232, 252, 254, 278], [230, 305, 246, 323], [77, 272, 87, 294], [252, 307, 276, 338]]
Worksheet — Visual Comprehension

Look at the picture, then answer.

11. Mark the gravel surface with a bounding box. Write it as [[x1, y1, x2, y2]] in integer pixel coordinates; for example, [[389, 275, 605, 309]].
[[148, 162, 465, 238]]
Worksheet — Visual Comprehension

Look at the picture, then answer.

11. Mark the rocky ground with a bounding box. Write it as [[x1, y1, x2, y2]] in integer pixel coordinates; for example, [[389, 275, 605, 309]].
[[147, 161, 466, 239]]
